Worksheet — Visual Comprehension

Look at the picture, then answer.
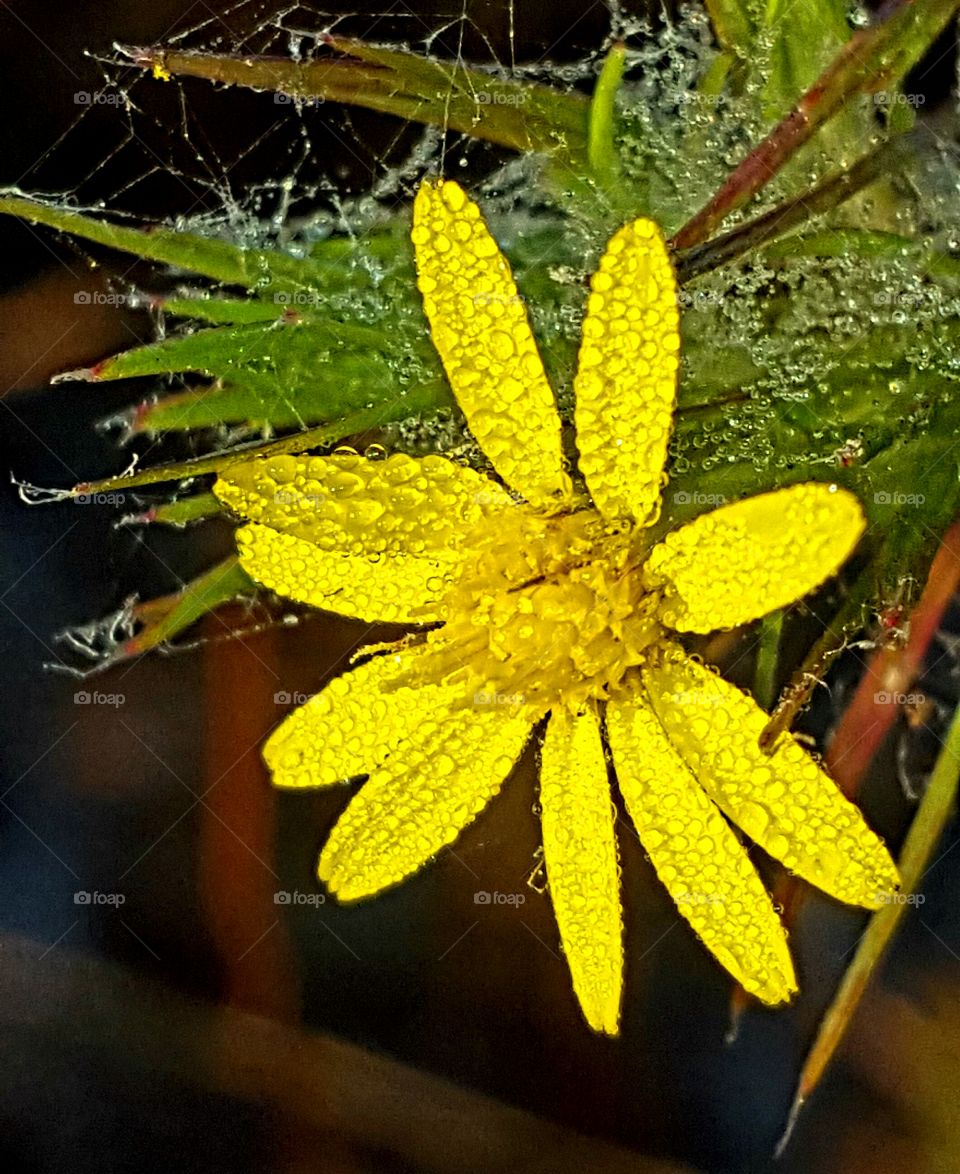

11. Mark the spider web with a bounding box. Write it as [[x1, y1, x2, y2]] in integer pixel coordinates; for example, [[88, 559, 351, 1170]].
[[18, 1, 635, 240], [11, 0, 656, 454], [20, 0, 960, 667], [19, 0, 644, 668]]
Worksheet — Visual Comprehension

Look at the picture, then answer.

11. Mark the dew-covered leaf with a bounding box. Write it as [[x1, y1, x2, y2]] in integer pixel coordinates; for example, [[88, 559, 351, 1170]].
[[121, 38, 590, 161]]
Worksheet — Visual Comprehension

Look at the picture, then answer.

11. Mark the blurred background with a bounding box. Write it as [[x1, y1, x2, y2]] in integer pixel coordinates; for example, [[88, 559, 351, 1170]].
[[1, 2, 960, 1171]]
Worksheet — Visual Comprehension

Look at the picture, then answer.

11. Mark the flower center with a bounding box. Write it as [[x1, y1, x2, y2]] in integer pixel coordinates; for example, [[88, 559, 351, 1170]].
[[399, 506, 662, 712]]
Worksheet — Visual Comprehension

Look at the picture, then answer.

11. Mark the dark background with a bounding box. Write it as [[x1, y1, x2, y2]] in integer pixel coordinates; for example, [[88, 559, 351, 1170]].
[[2, 2, 960, 1172]]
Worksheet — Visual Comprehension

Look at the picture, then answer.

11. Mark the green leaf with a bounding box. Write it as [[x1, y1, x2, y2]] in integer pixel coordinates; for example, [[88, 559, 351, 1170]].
[[586, 42, 627, 187], [121, 39, 590, 162], [71, 393, 449, 495], [82, 556, 255, 667], [84, 317, 450, 433], [704, 0, 756, 53], [0, 193, 310, 293], [762, 227, 916, 261], [759, 0, 851, 121], [140, 492, 223, 526]]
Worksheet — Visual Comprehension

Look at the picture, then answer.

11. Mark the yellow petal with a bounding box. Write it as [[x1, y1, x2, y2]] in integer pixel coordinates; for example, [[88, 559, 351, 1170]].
[[215, 451, 511, 558], [319, 705, 533, 901], [644, 649, 901, 908], [264, 648, 460, 789], [539, 706, 623, 1034], [607, 681, 797, 1005], [412, 179, 569, 509], [235, 522, 447, 623], [573, 217, 679, 524], [647, 483, 865, 632]]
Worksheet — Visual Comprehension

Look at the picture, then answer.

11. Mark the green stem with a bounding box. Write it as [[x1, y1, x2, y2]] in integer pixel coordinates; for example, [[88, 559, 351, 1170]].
[[754, 610, 783, 711], [777, 700, 960, 1155], [675, 133, 915, 284], [759, 570, 874, 750]]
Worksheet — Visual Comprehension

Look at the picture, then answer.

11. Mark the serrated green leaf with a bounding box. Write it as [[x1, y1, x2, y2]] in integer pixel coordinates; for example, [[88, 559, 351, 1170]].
[[158, 295, 286, 325], [0, 193, 312, 293]]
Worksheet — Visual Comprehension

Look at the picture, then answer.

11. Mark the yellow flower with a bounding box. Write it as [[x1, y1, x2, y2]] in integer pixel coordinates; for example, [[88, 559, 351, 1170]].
[[214, 179, 900, 1035]]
